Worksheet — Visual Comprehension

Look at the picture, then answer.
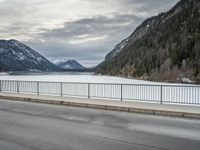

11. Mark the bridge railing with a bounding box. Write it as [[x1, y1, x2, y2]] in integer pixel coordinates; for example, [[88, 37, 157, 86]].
[[0, 80, 199, 105]]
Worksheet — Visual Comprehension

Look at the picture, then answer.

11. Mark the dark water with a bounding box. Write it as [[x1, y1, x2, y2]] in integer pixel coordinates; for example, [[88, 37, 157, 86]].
[[8, 71, 94, 76]]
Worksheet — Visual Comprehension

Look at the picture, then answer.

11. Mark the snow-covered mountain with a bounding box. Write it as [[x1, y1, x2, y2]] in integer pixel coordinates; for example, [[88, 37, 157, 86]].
[[0, 39, 60, 71], [57, 60, 86, 70]]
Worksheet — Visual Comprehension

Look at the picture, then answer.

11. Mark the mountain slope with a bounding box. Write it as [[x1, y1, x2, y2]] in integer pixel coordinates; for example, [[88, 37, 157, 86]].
[[0, 39, 60, 71], [57, 60, 86, 70], [97, 0, 200, 83]]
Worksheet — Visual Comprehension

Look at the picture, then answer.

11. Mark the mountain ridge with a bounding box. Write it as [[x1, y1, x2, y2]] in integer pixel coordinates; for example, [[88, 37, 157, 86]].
[[57, 59, 86, 70], [97, 0, 200, 83], [0, 39, 60, 72]]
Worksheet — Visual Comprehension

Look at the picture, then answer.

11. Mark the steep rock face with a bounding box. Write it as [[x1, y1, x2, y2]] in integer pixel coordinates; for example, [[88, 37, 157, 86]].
[[57, 60, 85, 70], [0, 39, 60, 71], [97, 0, 200, 83]]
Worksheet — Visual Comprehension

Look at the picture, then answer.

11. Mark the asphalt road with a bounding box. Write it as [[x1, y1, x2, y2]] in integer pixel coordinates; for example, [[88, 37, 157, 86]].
[[0, 99, 200, 150]]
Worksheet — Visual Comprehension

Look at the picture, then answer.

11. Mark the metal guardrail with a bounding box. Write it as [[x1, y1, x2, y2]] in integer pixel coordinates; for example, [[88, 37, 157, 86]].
[[0, 80, 199, 105]]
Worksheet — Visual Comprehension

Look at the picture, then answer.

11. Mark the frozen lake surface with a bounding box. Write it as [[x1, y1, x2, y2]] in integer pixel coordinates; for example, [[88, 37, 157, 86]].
[[0, 74, 194, 86], [0, 74, 153, 84]]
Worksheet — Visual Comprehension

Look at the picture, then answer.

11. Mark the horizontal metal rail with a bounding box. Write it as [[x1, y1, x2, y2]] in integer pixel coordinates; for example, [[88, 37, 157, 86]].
[[0, 80, 199, 105]]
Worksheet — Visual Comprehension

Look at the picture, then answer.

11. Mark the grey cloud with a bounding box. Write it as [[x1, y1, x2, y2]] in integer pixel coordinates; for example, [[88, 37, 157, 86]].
[[124, 0, 179, 15], [0, 0, 179, 67], [41, 14, 142, 40], [26, 14, 143, 66]]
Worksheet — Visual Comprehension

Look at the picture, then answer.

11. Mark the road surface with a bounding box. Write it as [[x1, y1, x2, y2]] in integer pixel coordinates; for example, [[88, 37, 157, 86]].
[[0, 99, 199, 150]]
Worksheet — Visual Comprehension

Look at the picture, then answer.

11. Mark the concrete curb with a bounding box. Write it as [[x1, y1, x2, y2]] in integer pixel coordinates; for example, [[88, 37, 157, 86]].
[[0, 95, 200, 119]]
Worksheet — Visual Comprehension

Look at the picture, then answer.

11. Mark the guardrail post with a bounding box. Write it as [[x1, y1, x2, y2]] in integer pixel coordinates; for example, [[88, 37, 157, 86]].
[[120, 84, 123, 102], [0, 80, 1, 92], [0, 80, 2, 92], [60, 82, 63, 96], [88, 83, 90, 99], [37, 81, 39, 95], [160, 85, 163, 104], [17, 81, 19, 93]]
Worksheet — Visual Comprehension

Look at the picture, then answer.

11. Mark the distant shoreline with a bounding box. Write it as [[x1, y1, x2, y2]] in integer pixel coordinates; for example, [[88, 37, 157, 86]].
[[6, 71, 94, 76]]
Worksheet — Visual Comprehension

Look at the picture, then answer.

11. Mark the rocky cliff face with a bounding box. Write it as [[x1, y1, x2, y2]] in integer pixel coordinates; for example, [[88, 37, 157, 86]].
[[0, 39, 60, 72], [97, 0, 200, 83]]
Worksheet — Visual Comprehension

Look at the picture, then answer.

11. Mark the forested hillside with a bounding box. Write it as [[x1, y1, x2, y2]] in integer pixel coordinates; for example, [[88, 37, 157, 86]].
[[97, 0, 200, 83]]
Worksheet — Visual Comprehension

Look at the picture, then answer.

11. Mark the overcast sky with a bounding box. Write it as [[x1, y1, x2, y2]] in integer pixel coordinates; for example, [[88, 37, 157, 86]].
[[0, 0, 179, 67]]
